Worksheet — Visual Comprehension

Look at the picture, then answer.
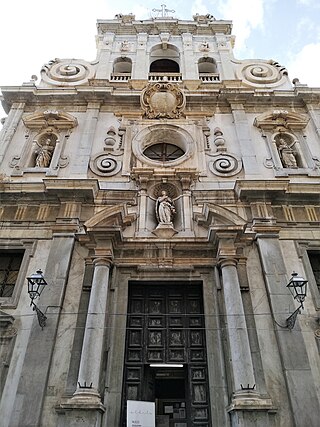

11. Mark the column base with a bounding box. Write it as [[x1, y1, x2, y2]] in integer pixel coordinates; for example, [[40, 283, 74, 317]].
[[227, 389, 275, 412], [57, 387, 105, 412], [227, 391, 276, 427], [56, 388, 105, 427]]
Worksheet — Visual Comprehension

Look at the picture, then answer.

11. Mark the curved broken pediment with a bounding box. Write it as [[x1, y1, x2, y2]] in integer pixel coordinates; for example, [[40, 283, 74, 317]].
[[254, 110, 309, 131], [194, 203, 246, 228], [84, 204, 136, 232], [23, 110, 78, 131]]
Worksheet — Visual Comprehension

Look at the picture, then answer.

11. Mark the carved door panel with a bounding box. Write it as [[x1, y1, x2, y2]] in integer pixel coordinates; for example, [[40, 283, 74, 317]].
[[121, 282, 211, 426]]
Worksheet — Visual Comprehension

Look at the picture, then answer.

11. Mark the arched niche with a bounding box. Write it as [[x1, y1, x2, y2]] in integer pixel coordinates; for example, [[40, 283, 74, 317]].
[[149, 44, 180, 74], [10, 110, 77, 176], [198, 57, 217, 74], [254, 110, 319, 176], [113, 57, 132, 74], [150, 59, 180, 73]]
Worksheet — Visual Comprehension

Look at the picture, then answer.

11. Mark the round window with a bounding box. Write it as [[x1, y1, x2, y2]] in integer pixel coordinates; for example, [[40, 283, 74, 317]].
[[143, 143, 185, 162]]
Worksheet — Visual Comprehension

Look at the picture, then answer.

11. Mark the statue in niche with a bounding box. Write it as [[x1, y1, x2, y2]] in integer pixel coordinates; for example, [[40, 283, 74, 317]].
[[34, 138, 54, 167], [155, 190, 176, 224], [277, 137, 298, 168]]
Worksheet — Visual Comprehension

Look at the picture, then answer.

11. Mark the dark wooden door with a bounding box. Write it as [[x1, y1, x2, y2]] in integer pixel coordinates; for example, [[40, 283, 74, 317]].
[[121, 281, 211, 426]]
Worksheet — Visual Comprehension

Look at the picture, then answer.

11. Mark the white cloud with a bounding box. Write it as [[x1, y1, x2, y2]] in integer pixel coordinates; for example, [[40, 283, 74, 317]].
[[287, 43, 320, 86], [190, 0, 210, 16], [216, 0, 265, 53]]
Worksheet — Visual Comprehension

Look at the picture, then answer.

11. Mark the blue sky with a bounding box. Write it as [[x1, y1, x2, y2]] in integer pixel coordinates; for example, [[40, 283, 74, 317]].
[[1, 0, 320, 120]]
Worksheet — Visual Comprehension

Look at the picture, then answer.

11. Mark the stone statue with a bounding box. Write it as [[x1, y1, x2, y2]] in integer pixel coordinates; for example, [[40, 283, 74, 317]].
[[277, 138, 298, 168], [35, 139, 54, 168], [156, 191, 175, 224]]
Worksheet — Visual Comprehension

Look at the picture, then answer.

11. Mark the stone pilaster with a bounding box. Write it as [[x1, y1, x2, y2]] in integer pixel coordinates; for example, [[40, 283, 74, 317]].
[[71, 102, 101, 176], [9, 234, 75, 427], [231, 103, 259, 176], [0, 102, 25, 166], [256, 231, 320, 427]]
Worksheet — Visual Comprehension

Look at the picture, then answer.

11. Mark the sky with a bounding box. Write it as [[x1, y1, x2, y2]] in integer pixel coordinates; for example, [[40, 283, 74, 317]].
[[0, 0, 320, 122]]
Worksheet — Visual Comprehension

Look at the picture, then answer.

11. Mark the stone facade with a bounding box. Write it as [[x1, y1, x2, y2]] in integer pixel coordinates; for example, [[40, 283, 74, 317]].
[[0, 12, 320, 427]]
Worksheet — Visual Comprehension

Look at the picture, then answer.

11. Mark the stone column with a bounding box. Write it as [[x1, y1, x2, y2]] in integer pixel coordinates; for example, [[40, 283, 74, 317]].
[[219, 258, 256, 391], [218, 233, 273, 425], [72, 256, 112, 406]]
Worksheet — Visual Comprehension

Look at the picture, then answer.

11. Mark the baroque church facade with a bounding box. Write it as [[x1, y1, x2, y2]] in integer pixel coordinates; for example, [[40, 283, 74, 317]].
[[0, 11, 320, 427]]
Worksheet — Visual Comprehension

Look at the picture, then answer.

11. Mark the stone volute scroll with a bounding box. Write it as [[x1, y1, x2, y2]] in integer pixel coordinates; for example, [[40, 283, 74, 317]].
[[208, 127, 242, 177], [141, 82, 186, 119], [89, 126, 123, 177]]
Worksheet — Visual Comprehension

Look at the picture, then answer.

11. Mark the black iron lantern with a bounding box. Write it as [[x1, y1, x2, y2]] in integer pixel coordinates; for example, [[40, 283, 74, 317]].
[[26, 270, 48, 329], [27, 269, 48, 304], [286, 272, 308, 309]]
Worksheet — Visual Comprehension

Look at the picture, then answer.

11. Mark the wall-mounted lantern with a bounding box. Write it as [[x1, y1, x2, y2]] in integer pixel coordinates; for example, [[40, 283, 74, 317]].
[[285, 272, 308, 329], [26, 269, 48, 329]]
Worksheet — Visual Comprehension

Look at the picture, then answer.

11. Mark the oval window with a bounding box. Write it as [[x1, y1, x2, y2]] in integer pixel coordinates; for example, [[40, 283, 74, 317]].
[[143, 143, 185, 162]]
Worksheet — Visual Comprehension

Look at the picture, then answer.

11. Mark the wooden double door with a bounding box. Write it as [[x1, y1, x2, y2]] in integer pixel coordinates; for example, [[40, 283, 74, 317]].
[[122, 281, 211, 426]]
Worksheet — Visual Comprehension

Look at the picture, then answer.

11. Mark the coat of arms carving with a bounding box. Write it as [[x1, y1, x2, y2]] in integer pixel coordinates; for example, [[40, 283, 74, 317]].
[[141, 82, 185, 119]]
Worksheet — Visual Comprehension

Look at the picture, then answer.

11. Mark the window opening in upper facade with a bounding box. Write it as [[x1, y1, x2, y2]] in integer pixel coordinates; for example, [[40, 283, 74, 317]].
[[0, 251, 24, 298], [150, 59, 180, 73], [143, 143, 185, 162]]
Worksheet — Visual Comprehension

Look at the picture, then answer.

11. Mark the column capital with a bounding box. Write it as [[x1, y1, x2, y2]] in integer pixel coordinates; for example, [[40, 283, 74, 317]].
[[92, 256, 113, 268], [218, 257, 238, 269]]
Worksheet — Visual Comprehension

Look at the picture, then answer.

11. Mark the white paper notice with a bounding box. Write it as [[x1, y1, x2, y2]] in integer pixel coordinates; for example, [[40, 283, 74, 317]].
[[127, 400, 155, 427]]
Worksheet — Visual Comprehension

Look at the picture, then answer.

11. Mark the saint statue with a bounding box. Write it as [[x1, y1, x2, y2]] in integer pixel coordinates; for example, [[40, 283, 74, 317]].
[[155, 190, 175, 224], [35, 139, 54, 168], [277, 138, 298, 168]]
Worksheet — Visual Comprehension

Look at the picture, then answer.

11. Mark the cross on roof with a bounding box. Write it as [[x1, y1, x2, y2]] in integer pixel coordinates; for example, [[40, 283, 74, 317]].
[[152, 4, 175, 18]]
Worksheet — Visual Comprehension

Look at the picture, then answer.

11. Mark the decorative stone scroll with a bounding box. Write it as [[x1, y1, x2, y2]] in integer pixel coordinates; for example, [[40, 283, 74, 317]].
[[236, 59, 288, 88], [90, 154, 122, 177], [141, 82, 185, 119], [209, 153, 242, 176], [208, 128, 242, 177], [41, 59, 95, 86]]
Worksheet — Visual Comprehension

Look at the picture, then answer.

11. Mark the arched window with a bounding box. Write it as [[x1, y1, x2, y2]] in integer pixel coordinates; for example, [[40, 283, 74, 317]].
[[113, 57, 132, 74], [198, 58, 219, 82], [149, 44, 181, 82], [150, 59, 180, 73]]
